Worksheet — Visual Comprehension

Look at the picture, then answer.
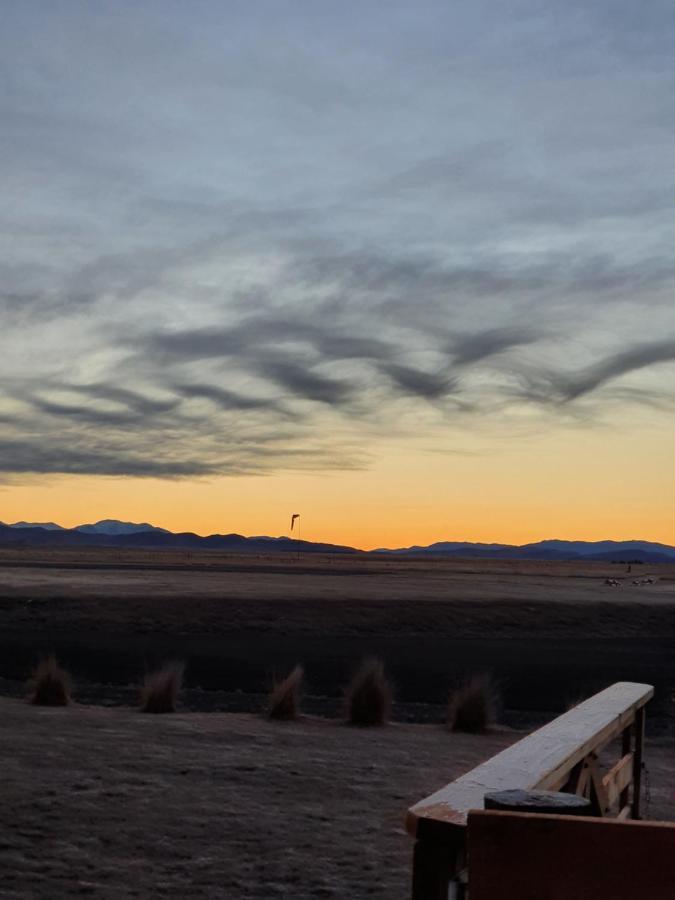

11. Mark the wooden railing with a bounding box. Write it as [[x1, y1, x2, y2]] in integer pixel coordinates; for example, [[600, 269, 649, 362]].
[[406, 681, 654, 900]]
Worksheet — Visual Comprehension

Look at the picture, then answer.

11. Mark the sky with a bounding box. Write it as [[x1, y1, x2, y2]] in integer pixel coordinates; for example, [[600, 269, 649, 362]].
[[1, 0, 674, 549]]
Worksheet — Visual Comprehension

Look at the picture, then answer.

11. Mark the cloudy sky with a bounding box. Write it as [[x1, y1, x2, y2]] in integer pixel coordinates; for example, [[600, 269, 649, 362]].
[[2, 0, 674, 546]]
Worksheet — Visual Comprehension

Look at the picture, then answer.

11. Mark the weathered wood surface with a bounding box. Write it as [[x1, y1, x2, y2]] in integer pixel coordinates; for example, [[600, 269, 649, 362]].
[[467, 810, 675, 900], [633, 705, 646, 818], [407, 681, 653, 839], [602, 752, 633, 808]]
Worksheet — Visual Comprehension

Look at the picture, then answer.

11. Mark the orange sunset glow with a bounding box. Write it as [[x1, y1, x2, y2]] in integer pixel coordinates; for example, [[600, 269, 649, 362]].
[[3, 417, 674, 550]]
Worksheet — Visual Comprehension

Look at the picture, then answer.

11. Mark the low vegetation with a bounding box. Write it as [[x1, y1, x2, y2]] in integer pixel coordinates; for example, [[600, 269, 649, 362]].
[[22, 651, 499, 734], [27, 656, 71, 706], [447, 674, 497, 733], [345, 658, 392, 726], [140, 661, 184, 714], [267, 665, 304, 721]]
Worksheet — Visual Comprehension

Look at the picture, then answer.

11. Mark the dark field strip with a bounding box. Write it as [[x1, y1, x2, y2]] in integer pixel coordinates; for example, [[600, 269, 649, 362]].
[[3, 628, 675, 727], [0, 555, 642, 578], [2, 553, 674, 725], [0, 559, 382, 577]]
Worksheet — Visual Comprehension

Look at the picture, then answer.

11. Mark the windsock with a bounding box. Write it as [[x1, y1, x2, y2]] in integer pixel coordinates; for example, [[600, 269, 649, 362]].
[[290, 513, 300, 531]]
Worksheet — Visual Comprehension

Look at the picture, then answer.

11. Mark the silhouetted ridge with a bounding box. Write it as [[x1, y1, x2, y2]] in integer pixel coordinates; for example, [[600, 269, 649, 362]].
[[0, 522, 355, 554], [1, 521, 673, 561]]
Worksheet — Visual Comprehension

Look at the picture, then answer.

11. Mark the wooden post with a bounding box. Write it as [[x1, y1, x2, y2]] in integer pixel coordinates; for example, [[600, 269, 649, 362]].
[[412, 832, 462, 900], [620, 723, 632, 810], [632, 706, 645, 819]]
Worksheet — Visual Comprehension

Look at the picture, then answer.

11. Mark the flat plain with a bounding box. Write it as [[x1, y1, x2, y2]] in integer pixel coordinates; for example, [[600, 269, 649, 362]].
[[1, 549, 675, 713], [2, 698, 674, 900], [1, 549, 674, 898]]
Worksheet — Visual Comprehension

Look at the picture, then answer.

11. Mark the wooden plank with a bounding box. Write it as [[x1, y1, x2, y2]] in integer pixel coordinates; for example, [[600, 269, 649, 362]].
[[411, 836, 463, 900], [560, 759, 584, 794], [588, 755, 611, 816], [603, 753, 633, 808], [620, 724, 632, 808], [603, 752, 633, 790], [633, 705, 646, 819], [407, 682, 653, 838], [468, 810, 675, 900]]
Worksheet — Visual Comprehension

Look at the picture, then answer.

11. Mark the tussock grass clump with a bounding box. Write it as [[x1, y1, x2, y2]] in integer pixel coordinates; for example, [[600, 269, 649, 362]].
[[345, 658, 392, 727], [27, 656, 71, 706], [447, 675, 497, 734], [140, 661, 184, 714], [267, 665, 304, 721]]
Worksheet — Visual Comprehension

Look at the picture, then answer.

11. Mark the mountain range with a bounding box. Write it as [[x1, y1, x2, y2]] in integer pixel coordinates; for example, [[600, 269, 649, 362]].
[[0, 520, 353, 554], [374, 538, 675, 563], [1, 520, 675, 562]]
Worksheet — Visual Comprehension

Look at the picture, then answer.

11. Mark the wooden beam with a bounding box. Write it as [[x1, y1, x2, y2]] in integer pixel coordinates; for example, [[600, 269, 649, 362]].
[[562, 755, 592, 798], [620, 724, 632, 809], [585, 753, 613, 816], [633, 705, 646, 820], [411, 832, 463, 900], [603, 753, 634, 809]]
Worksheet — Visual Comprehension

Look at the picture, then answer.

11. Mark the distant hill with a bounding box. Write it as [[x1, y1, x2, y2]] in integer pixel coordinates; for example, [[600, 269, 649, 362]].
[[0, 521, 355, 554], [9, 518, 169, 536], [1, 520, 674, 561], [74, 519, 170, 536], [8, 521, 65, 531], [375, 538, 675, 563]]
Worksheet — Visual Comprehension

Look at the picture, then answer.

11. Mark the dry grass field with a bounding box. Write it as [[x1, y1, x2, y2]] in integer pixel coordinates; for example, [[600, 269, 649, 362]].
[[1, 549, 674, 716], [2, 697, 674, 899], [1, 550, 675, 897]]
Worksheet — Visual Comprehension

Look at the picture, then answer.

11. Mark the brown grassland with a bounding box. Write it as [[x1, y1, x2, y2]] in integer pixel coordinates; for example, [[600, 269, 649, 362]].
[[1, 548, 674, 897], [2, 548, 675, 714], [2, 699, 674, 899]]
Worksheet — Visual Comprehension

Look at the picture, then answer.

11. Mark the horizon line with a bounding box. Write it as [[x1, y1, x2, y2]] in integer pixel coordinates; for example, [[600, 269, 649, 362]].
[[3, 518, 675, 552]]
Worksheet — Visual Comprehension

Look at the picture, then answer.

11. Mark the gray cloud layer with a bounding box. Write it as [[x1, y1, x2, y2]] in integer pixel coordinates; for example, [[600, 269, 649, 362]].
[[1, 1, 674, 478]]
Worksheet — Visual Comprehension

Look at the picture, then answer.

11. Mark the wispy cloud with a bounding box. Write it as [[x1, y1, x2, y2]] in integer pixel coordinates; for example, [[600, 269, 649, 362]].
[[1, 0, 674, 479]]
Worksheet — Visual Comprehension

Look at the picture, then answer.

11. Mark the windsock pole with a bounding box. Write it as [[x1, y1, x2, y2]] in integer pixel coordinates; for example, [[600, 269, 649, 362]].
[[290, 513, 301, 561]]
